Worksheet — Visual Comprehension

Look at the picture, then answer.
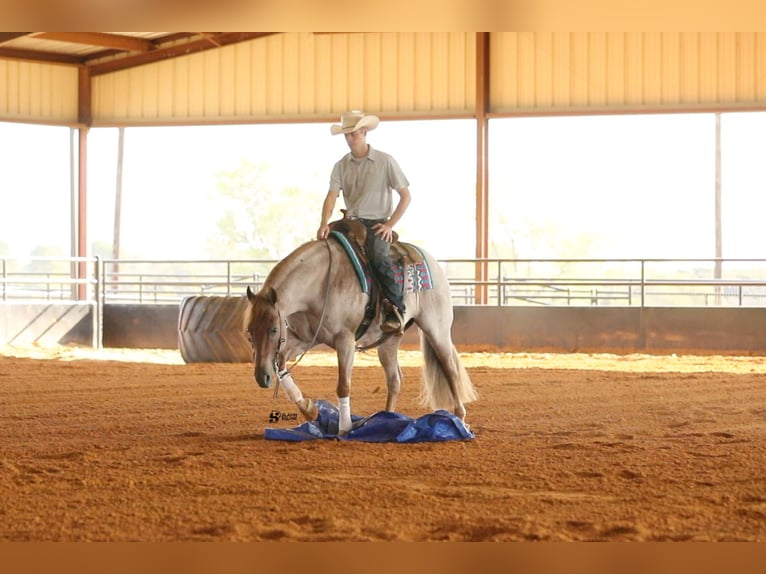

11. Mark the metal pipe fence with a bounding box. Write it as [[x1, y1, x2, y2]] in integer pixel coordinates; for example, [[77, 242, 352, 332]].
[[3, 256, 766, 308]]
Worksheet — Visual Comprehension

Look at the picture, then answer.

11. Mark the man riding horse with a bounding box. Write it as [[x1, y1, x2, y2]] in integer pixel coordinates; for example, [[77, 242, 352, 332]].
[[246, 112, 476, 433], [316, 110, 412, 335]]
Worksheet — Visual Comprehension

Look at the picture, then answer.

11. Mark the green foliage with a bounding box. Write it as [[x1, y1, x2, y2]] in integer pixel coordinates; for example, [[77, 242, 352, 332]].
[[27, 245, 69, 274], [91, 240, 114, 259], [491, 212, 607, 261], [207, 159, 321, 259]]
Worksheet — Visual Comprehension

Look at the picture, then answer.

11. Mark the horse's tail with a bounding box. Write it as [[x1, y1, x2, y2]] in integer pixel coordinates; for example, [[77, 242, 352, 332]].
[[418, 331, 478, 411]]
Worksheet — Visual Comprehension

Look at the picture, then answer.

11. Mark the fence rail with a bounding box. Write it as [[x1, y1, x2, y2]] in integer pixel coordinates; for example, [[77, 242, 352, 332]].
[[3, 256, 766, 308]]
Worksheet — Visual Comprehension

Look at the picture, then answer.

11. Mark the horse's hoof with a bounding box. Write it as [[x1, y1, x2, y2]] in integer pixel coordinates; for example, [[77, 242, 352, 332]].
[[297, 398, 318, 421]]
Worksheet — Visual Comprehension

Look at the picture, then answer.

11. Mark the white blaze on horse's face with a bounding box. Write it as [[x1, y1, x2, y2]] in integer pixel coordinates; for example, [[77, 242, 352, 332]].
[[245, 286, 283, 389]]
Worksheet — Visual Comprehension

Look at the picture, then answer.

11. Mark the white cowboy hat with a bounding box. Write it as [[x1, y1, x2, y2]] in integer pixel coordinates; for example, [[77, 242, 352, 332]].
[[330, 110, 380, 135]]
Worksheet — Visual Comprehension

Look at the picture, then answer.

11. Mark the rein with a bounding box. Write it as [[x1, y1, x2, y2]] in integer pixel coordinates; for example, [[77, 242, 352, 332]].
[[273, 238, 333, 398]]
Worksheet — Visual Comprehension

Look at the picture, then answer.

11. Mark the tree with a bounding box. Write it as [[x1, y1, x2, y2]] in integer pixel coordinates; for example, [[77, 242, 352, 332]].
[[207, 159, 322, 260], [19, 246, 71, 298], [27, 245, 68, 274], [91, 240, 113, 259]]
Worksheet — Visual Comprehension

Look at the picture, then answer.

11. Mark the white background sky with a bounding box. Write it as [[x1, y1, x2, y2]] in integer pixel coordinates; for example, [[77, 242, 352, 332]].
[[1, 112, 765, 261]]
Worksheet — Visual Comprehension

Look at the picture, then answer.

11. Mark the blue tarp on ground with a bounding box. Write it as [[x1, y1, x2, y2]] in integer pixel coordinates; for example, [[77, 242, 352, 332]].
[[264, 399, 474, 443]]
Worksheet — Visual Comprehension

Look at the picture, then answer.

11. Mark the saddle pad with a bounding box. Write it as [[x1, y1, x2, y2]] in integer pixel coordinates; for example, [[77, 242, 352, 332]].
[[330, 231, 434, 295], [264, 399, 474, 443], [330, 231, 370, 293], [394, 258, 434, 294]]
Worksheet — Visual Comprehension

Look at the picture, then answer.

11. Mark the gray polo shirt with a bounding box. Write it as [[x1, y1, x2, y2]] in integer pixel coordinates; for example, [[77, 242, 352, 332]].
[[329, 146, 409, 220]]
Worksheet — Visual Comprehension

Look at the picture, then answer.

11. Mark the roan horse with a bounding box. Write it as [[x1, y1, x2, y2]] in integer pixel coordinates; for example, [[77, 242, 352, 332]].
[[243, 228, 477, 435]]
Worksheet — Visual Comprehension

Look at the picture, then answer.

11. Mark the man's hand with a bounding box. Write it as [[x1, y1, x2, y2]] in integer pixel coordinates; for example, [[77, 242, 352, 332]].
[[373, 222, 394, 242], [317, 224, 330, 240]]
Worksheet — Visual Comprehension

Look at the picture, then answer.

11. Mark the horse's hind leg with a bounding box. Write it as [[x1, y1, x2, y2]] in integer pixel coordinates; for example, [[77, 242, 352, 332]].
[[417, 317, 476, 422], [376, 336, 403, 412], [427, 333, 466, 418]]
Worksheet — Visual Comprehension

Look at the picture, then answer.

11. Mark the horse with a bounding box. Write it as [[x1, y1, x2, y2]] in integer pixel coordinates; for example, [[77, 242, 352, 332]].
[[243, 228, 478, 435]]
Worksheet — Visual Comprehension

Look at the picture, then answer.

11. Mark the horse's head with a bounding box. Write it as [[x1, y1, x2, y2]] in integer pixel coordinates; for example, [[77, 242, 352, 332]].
[[244, 285, 285, 389]]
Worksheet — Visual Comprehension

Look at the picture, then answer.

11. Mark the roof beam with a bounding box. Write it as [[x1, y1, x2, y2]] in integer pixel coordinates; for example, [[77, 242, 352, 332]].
[[88, 32, 275, 76], [0, 33, 32, 44], [32, 32, 155, 53], [0, 46, 82, 65]]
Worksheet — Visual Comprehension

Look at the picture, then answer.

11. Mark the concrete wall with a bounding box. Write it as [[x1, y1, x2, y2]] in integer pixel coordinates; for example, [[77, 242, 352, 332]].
[[0, 302, 94, 347], [3, 303, 766, 356], [101, 304, 180, 349], [447, 307, 766, 354]]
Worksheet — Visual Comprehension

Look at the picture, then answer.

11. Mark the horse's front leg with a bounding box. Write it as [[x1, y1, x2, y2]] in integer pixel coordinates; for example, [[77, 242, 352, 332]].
[[277, 370, 318, 421], [335, 336, 356, 435]]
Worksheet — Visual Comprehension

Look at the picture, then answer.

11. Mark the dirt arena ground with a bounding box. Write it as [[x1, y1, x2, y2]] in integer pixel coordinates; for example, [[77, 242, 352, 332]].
[[1, 344, 766, 542]]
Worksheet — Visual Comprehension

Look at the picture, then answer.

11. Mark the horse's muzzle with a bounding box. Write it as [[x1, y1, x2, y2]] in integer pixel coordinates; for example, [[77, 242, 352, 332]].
[[254, 368, 273, 389]]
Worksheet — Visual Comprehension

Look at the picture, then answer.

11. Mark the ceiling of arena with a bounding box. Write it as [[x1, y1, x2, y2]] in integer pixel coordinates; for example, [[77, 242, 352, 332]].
[[0, 32, 274, 75]]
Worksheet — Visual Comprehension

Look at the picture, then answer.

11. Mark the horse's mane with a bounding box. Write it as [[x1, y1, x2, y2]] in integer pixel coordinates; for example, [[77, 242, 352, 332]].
[[263, 239, 325, 291], [243, 239, 332, 330]]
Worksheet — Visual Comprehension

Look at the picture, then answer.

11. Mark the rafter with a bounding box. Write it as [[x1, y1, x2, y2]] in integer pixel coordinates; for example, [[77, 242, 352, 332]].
[[88, 32, 275, 76], [0, 32, 277, 72], [32, 32, 155, 53], [0, 46, 82, 65], [0, 33, 32, 44]]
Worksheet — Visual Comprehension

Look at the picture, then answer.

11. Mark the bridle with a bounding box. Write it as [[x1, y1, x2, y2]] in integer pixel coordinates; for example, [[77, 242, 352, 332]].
[[270, 238, 334, 398]]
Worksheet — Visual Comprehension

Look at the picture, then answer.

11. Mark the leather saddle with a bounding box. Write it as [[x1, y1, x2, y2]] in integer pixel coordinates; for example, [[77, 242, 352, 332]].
[[328, 215, 425, 268]]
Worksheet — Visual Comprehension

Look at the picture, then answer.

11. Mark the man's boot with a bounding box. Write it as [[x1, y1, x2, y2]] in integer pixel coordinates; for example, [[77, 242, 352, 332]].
[[380, 299, 404, 335]]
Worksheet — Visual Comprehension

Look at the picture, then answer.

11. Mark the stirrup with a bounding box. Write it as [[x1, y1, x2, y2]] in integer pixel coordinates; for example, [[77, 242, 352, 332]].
[[381, 303, 404, 335]]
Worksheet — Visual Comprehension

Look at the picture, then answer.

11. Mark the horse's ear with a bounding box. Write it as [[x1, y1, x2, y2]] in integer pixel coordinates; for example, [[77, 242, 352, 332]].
[[265, 286, 278, 304], [246, 286, 256, 301]]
